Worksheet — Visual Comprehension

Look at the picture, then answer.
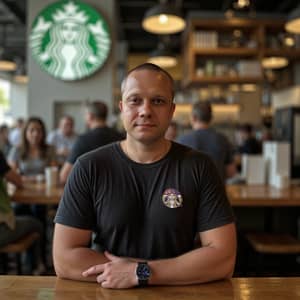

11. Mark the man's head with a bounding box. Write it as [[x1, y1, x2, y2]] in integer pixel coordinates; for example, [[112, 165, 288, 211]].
[[238, 123, 253, 140], [120, 63, 175, 144], [191, 101, 212, 128], [59, 115, 74, 137], [85, 101, 108, 128]]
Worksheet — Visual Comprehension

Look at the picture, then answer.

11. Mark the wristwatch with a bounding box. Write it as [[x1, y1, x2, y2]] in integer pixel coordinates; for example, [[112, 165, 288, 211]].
[[136, 261, 151, 286]]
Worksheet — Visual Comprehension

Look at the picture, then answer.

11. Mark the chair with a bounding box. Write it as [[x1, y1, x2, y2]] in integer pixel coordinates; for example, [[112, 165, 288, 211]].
[[0, 232, 40, 274], [246, 232, 300, 275]]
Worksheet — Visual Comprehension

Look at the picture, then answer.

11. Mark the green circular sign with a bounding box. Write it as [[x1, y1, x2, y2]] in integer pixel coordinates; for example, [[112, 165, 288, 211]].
[[30, 0, 111, 81]]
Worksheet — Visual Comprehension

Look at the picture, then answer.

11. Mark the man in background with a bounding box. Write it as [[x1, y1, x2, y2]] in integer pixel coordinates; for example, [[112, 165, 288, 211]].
[[9, 118, 24, 147], [177, 101, 236, 180], [59, 101, 123, 184], [47, 115, 77, 165]]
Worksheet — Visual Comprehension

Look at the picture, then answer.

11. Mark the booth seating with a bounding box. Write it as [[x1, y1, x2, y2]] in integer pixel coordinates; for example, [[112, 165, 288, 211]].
[[0, 232, 40, 274]]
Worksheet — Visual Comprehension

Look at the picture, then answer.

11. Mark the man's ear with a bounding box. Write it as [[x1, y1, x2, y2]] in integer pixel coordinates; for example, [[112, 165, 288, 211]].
[[119, 101, 123, 112]]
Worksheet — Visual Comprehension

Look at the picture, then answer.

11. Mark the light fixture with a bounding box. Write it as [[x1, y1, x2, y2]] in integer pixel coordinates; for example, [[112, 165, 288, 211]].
[[142, 1, 186, 34], [285, 5, 300, 34], [262, 57, 289, 69], [148, 42, 177, 68], [14, 63, 28, 84], [0, 48, 17, 71]]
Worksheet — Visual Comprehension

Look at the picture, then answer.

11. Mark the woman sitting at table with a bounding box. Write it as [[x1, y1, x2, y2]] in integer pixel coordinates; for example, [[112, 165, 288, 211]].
[[0, 150, 43, 273], [7, 117, 56, 219]]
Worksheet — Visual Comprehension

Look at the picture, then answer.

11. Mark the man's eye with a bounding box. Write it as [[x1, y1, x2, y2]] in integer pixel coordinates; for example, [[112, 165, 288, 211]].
[[152, 98, 165, 105], [128, 98, 140, 105]]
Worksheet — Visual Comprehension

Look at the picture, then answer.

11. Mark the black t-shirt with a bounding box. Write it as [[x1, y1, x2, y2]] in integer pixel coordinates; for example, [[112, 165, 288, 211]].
[[0, 151, 10, 177], [67, 126, 123, 164], [55, 142, 234, 260], [177, 128, 234, 180]]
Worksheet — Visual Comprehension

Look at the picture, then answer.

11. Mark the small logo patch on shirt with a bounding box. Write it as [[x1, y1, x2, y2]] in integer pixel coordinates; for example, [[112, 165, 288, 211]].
[[162, 188, 183, 208]]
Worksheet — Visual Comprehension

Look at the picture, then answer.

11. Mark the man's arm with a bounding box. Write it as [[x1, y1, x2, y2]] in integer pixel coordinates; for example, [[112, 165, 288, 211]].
[[4, 169, 23, 188], [59, 162, 73, 184], [82, 222, 236, 288], [148, 222, 236, 285], [53, 223, 109, 281]]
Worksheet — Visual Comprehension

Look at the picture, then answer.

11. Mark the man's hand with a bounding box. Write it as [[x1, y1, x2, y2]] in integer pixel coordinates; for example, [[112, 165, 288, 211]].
[[82, 251, 138, 289]]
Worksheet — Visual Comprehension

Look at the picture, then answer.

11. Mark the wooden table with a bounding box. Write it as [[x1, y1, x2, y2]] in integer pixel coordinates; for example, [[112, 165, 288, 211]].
[[227, 184, 300, 207], [9, 182, 63, 205], [1, 276, 300, 300]]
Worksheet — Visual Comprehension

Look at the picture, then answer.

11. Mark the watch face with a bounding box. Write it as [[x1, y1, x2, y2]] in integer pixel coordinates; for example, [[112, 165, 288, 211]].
[[137, 263, 151, 280]]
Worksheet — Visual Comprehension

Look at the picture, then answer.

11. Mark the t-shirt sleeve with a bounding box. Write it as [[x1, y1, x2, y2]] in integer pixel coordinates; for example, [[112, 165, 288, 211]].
[[54, 159, 95, 229], [66, 137, 84, 164], [46, 132, 55, 145], [224, 138, 235, 165], [196, 156, 234, 232], [7, 146, 20, 164], [0, 151, 10, 176]]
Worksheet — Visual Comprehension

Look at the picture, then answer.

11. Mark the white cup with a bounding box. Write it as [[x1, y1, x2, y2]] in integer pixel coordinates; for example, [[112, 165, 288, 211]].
[[45, 166, 58, 187]]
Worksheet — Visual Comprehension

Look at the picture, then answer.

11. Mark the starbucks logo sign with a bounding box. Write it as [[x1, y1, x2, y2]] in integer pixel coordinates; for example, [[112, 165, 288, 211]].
[[30, 0, 111, 81]]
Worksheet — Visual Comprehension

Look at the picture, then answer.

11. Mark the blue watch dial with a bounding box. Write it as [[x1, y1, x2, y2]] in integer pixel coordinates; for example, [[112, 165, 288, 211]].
[[136, 262, 151, 282]]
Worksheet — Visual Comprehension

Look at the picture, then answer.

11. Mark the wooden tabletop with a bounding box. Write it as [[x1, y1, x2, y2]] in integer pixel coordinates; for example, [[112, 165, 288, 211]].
[[227, 184, 300, 206], [1, 276, 300, 300], [9, 182, 63, 205]]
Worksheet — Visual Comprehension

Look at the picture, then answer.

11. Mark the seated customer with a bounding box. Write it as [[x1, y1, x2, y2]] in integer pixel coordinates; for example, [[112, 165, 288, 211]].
[[47, 115, 77, 166], [177, 101, 236, 181], [53, 63, 236, 288], [0, 150, 43, 273], [7, 117, 56, 221]]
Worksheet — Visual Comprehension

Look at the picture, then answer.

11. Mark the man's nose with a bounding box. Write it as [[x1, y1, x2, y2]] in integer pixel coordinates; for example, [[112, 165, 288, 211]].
[[139, 100, 152, 117]]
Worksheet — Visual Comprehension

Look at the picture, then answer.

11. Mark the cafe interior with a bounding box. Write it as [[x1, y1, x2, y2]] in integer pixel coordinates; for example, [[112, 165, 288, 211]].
[[0, 0, 300, 298]]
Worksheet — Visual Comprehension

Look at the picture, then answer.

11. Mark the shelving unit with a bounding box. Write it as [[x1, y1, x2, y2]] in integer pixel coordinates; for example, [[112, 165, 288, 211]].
[[183, 18, 300, 88]]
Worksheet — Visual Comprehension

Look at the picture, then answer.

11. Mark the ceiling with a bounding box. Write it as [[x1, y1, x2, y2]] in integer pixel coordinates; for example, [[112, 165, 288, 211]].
[[0, 0, 300, 62]]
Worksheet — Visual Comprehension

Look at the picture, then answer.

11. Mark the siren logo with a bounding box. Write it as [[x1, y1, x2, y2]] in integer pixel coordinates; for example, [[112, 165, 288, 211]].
[[30, 0, 111, 81]]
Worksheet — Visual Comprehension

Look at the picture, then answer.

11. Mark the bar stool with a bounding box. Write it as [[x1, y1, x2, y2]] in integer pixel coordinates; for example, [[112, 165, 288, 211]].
[[246, 232, 300, 275], [0, 232, 40, 274]]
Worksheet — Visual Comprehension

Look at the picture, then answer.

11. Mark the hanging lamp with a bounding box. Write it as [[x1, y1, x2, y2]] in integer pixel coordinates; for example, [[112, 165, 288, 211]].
[[285, 5, 300, 34], [148, 42, 177, 68], [142, 1, 186, 34]]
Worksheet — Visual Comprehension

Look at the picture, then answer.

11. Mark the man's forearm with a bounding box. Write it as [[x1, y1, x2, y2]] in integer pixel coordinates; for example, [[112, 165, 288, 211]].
[[54, 247, 109, 281], [148, 245, 235, 285]]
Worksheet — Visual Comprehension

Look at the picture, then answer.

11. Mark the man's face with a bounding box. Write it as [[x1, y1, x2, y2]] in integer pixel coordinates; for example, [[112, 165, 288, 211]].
[[60, 118, 74, 136], [120, 69, 175, 144]]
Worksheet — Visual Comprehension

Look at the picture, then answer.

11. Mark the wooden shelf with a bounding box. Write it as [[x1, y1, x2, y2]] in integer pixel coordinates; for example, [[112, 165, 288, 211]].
[[190, 75, 263, 85], [183, 17, 298, 88], [193, 48, 259, 57], [264, 48, 300, 59]]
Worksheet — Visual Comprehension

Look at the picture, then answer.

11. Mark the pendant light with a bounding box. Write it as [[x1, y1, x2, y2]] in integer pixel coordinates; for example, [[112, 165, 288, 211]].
[[148, 42, 177, 68], [262, 57, 289, 69], [142, 1, 186, 34], [285, 5, 300, 34], [0, 26, 17, 71], [14, 62, 28, 84]]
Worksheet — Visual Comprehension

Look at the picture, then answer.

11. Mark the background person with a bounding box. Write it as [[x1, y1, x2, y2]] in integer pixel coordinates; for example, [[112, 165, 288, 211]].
[[53, 63, 236, 288], [47, 115, 77, 166], [9, 118, 24, 147], [0, 150, 43, 273], [177, 101, 236, 181], [59, 101, 123, 184]]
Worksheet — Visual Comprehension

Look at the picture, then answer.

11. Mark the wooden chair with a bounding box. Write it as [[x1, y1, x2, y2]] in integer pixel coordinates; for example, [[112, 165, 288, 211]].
[[0, 232, 40, 274], [246, 232, 300, 275]]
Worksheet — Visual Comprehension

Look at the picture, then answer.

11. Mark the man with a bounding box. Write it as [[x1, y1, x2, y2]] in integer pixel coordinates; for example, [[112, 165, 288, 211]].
[[59, 101, 122, 184], [53, 63, 236, 288], [47, 115, 77, 165], [9, 118, 24, 147], [177, 101, 236, 180]]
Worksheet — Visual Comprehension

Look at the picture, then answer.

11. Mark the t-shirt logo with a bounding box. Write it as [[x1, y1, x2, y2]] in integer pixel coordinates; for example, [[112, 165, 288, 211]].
[[30, 0, 111, 81], [162, 188, 183, 208]]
